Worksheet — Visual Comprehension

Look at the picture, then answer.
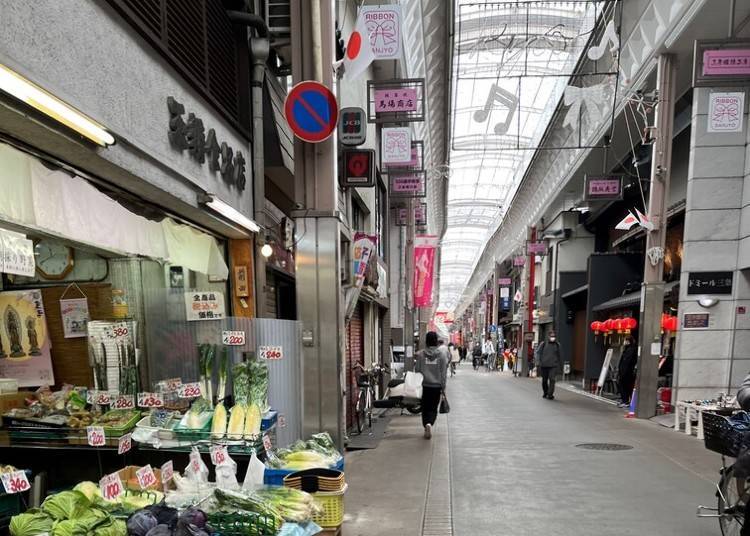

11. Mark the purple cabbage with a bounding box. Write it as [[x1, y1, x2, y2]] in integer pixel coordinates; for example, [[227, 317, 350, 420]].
[[126, 511, 158, 536]]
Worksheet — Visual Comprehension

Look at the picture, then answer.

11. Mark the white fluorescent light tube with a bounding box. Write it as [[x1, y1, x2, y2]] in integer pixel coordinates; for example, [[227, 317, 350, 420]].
[[202, 194, 260, 233], [0, 63, 115, 146]]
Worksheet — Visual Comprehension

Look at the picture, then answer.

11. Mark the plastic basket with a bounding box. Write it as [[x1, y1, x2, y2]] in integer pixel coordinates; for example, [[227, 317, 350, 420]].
[[264, 457, 344, 486], [703, 411, 750, 457], [312, 484, 347, 528], [283, 468, 345, 493], [208, 511, 278, 536]]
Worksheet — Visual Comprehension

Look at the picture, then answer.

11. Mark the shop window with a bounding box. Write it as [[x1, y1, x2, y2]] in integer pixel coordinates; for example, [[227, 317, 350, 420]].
[[352, 200, 364, 231]]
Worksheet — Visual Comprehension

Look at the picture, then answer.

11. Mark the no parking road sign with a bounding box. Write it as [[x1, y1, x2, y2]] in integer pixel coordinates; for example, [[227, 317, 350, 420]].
[[284, 81, 338, 143]]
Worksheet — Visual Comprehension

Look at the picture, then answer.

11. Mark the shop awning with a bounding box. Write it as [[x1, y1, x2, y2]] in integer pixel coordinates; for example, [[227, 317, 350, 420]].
[[562, 284, 588, 300], [593, 281, 678, 312]]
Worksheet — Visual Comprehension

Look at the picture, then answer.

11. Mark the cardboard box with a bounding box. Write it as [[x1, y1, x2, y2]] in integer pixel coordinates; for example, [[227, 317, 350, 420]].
[[117, 465, 170, 491]]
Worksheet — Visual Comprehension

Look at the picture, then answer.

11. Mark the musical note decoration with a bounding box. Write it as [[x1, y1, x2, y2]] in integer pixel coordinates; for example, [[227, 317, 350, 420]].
[[587, 20, 619, 61], [473, 84, 519, 135]]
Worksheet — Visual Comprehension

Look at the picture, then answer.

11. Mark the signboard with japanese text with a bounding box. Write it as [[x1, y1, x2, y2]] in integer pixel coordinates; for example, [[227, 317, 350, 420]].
[[382, 127, 412, 164], [526, 241, 547, 256], [687, 271, 733, 295], [0, 230, 35, 277], [259, 346, 283, 360], [233, 266, 250, 298], [185, 291, 226, 321], [513, 256, 525, 267], [584, 175, 623, 201], [684, 313, 710, 329], [694, 40, 750, 87], [708, 92, 745, 133], [222, 330, 246, 346], [389, 171, 426, 198], [374, 88, 417, 113], [360, 5, 402, 59], [384, 141, 424, 173], [342, 149, 375, 187], [498, 277, 512, 286], [367, 79, 425, 123], [338, 107, 367, 146]]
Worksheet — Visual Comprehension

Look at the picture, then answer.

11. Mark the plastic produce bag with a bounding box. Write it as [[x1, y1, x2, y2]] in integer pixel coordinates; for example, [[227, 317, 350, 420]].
[[242, 451, 266, 491], [215, 453, 239, 491], [185, 447, 209, 484], [403, 371, 423, 399]]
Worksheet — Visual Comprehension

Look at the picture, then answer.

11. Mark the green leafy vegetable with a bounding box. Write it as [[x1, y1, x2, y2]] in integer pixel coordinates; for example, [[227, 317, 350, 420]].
[[42, 490, 91, 521], [9, 510, 54, 536], [217, 347, 229, 401]]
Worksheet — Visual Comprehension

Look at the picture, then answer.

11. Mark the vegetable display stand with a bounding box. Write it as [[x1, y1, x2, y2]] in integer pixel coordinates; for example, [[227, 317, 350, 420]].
[[264, 458, 345, 487], [311, 484, 347, 529], [118, 465, 167, 491]]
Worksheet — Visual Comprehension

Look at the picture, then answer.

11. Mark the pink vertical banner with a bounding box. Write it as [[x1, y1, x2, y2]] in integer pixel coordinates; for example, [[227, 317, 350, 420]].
[[413, 235, 438, 308]]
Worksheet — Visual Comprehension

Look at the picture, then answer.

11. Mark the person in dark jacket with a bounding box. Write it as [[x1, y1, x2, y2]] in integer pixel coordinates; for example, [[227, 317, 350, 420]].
[[472, 342, 483, 371], [535, 330, 563, 400], [415, 331, 448, 439], [618, 336, 638, 407]]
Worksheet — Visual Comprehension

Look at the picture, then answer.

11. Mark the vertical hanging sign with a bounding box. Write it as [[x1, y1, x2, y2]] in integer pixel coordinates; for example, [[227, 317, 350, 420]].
[[360, 5, 402, 60], [382, 127, 412, 164], [413, 235, 438, 308]]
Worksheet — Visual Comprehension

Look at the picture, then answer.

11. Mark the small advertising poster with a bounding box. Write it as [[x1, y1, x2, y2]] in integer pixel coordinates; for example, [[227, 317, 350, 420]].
[[381, 127, 412, 164], [60, 298, 90, 338], [0, 289, 55, 387], [184, 291, 226, 321], [0, 230, 35, 277], [360, 5, 402, 60], [708, 92, 745, 133]]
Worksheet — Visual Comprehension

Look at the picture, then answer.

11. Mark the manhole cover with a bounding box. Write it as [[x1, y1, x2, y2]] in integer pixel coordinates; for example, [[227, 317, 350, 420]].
[[575, 443, 633, 451]]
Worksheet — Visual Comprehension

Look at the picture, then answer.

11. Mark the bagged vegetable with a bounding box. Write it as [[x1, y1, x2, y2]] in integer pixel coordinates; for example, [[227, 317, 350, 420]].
[[9, 510, 54, 536]]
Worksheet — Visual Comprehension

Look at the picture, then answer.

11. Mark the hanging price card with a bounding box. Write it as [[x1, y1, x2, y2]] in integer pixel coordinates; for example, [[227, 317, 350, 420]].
[[104, 322, 130, 340], [258, 346, 283, 360], [189, 451, 202, 473], [262, 434, 272, 453], [178, 382, 202, 399], [87, 426, 106, 447], [210, 445, 229, 466], [136, 465, 157, 489], [118, 433, 132, 455], [279, 414, 286, 428], [222, 330, 246, 346], [113, 395, 135, 409], [160, 461, 174, 483], [137, 392, 165, 408], [164, 378, 182, 392], [99, 472, 124, 501], [1, 471, 30, 494], [86, 390, 111, 406]]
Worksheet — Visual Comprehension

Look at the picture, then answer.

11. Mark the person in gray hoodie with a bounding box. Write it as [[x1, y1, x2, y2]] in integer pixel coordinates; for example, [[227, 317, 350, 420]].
[[415, 331, 449, 439]]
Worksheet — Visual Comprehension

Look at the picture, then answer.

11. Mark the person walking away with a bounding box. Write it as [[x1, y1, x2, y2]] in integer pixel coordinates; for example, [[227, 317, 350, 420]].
[[483, 336, 496, 372], [448, 343, 460, 376], [535, 331, 563, 399], [617, 336, 638, 408], [415, 331, 448, 439], [472, 342, 482, 371], [459, 344, 467, 363]]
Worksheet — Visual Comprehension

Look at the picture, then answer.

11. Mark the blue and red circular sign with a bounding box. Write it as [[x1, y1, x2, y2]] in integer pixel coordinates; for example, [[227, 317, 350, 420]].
[[284, 81, 339, 143]]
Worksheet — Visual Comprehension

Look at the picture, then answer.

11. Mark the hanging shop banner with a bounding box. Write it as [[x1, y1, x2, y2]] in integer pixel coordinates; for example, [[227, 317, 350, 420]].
[[498, 277, 512, 286], [367, 79, 425, 123], [0, 290, 54, 387], [384, 141, 424, 172], [342, 149, 375, 187], [687, 271, 733, 295], [184, 291, 226, 321], [60, 298, 90, 339], [708, 92, 745, 133], [352, 232, 378, 287], [0, 230, 35, 277], [360, 5, 402, 59], [374, 88, 417, 113], [413, 235, 438, 308], [338, 107, 367, 146], [694, 40, 750, 87], [395, 203, 427, 226], [389, 171, 426, 198], [382, 127, 412, 164], [584, 175, 623, 201], [526, 241, 547, 256], [513, 256, 525, 267]]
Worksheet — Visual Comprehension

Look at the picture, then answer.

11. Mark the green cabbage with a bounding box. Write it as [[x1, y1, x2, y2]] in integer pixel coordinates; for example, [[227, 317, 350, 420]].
[[42, 491, 91, 521], [51, 519, 89, 536], [9, 510, 54, 536], [93, 519, 126, 536], [73, 482, 101, 503]]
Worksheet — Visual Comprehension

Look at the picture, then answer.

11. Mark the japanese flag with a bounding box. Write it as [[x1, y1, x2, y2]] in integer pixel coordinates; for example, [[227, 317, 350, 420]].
[[615, 211, 639, 231], [634, 208, 654, 231], [343, 13, 376, 81]]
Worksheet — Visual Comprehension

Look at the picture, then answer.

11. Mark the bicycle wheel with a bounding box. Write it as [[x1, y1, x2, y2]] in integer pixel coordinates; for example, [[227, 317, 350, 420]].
[[366, 388, 373, 431], [354, 389, 366, 434], [718, 465, 749, 536]]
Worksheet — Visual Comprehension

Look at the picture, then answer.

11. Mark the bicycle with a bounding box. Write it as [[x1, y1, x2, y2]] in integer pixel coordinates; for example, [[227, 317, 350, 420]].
[[353, 363, 383, 435], [697, 410, 750, 535]]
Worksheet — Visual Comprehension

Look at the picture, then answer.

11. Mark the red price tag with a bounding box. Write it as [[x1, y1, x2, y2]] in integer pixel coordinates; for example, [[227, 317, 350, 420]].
[[160, 460, 174, 483], [136, 465, 157, 489], [113, 395, 135, 409], [99, 472, 124, 501], [210, 445, 229, 466], [138, 392, 165, 408], [106, 323, 129, 340], [259, 346, 283, 360], [87, 426, 106, 447], [95, 391, 111, 406], [178, 382, 202, 399], [1, 471, 30, 494], [118, 433, 132, 455], [189, 451, 202, 473], [262, 434, 272, 453]]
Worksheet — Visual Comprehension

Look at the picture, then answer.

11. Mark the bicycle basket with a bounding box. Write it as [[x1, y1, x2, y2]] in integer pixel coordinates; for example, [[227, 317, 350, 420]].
[[703, 411, 750, 457]]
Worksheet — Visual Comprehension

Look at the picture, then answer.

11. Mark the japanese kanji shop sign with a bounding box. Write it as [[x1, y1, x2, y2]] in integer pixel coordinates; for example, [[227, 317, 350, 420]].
[[694, 40, 750, 87], [184, 291, 226, 321], [390, 171, 426, 198], [687, 271, 733, 295], [338, 107, 367, 146], [374, 88, 418, 113], [342, 149, 375, 187], [584, 175, 623, 201], [360, 5, 402, 60], [167, 97, 246, 190], [367, 79, 425, 123], [395, 204, 426, 226], [526, 241, 547, 256]]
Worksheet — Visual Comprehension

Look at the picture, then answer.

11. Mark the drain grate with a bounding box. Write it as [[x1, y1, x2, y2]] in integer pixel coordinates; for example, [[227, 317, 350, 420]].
[[575, 443, 633, 451]]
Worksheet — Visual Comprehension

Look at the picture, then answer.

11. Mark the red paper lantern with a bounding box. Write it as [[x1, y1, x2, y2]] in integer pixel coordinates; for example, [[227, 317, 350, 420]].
[[623, 317, 637, 333], [590, 321, 602, 334], [603, 319, 614, 333], [613, 318, 624, 334]]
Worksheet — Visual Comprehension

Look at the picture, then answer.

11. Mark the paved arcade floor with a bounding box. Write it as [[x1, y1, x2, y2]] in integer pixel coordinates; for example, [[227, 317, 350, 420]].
[[343, 364, 720, 535]]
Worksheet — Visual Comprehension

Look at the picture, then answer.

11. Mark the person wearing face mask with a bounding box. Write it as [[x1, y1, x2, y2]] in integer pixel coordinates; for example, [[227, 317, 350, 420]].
[[617, 336, 638, 408], [534, 330, 563, 400]]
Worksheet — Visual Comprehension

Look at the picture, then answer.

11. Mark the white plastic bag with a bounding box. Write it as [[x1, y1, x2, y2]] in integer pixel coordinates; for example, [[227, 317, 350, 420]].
[[242, 450, 266, 491], [185, 446, 209, 484], [215, 454, 239, 490], [403, 371, 424, 399]]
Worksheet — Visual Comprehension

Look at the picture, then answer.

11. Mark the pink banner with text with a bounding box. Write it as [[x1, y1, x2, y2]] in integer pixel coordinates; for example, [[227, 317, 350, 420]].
[[413, 235, 438, 308]]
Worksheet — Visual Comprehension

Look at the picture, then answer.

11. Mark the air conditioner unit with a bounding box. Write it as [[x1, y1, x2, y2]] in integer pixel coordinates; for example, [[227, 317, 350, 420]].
[[265, 0, 290, 35]]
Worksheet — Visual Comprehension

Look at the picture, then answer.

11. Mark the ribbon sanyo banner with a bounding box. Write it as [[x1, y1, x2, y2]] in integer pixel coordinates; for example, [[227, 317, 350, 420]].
[[413, 235, 438, 308]]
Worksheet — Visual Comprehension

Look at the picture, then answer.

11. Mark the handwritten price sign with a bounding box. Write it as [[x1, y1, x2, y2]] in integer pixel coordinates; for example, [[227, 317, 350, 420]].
[[189, 451, 202, 474], [164, 378, 182, 393], [210, 445, 229, 466], [160, 461, 174, 483], [178, 382, 202, 399], [105, 323, 130, 340], [279, 414, 287, 428], [99, 472, 124, 501], [1, 471, 30, 494], [118, 433, 132, 455], [113, 395, 135, 409], [86, 390, 111, 406], [87, 426, 106, 447], [262, 434, 272, 453], [222, 330, 246, 346], [259, 345, 283, 360], [137, 392, 165, 408], [136, 465, 157, 489]]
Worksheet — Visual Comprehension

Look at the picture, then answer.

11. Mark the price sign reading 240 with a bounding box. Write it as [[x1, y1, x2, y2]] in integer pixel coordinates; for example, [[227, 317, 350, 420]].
[[259, 346, 283, 360]]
